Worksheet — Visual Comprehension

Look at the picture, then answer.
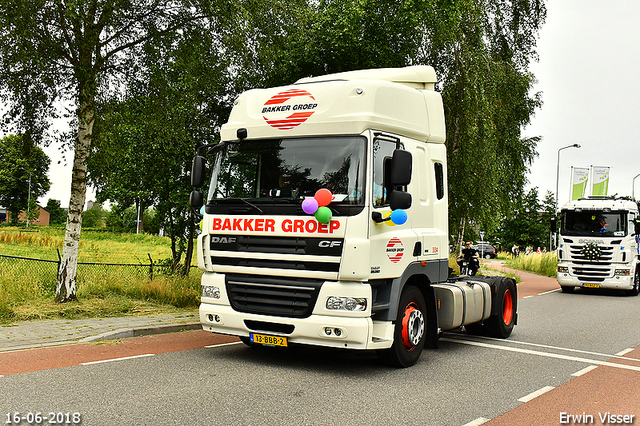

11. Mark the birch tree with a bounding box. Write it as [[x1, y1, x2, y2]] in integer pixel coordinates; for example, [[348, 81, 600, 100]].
[[0, 0, 218, 302]]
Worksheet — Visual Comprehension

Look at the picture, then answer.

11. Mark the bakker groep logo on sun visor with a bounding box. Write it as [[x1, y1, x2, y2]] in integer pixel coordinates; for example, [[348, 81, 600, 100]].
[[262, 89, 318, 130]]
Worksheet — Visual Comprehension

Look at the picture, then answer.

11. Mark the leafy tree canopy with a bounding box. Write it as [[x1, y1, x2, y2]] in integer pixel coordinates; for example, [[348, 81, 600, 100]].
[[0, 134, 50, 223]]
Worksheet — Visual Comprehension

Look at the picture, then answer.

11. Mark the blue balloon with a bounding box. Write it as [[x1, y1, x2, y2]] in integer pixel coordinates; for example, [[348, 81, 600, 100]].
[[390, 209, 408, 225]]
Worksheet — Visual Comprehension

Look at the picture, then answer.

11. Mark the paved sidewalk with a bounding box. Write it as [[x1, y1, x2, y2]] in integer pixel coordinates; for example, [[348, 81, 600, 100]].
[[0, 312, 201, 352]]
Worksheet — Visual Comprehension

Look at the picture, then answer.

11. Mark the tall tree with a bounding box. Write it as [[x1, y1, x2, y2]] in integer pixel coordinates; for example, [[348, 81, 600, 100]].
[[0, 0, 223, 301], [492, 187, 548, 250], [0, 134, 50, 223], [90, 26, 233, 274], [45, 199, 67, 226]]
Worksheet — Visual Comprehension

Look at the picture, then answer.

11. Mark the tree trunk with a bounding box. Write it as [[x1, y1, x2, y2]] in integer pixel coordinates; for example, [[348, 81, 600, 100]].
[[183, 209, 195, 277], [56, 94, 94, 303], [454, 217, 466, 256]]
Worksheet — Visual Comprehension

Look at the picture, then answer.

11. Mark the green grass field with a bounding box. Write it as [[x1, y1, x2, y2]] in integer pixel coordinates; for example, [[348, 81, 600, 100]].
[[505, 251, 558, 277], [0, 227, 199, 324]]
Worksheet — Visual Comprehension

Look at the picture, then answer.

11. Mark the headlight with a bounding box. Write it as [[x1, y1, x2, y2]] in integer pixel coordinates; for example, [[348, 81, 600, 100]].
[[326, 296, 367, 311], [615, 269, 630, 276], [557, 266, 569, 273], [202, 285, 220, 299]]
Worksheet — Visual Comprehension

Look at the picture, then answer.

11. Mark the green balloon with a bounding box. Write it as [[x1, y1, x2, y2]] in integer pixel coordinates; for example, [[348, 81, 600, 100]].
[[315, 206, 332, 224]]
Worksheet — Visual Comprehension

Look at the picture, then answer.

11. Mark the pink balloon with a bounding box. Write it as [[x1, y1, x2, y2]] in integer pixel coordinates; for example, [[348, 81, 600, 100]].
[[315, 188, 332, 207], [302, 197, 319, 214]]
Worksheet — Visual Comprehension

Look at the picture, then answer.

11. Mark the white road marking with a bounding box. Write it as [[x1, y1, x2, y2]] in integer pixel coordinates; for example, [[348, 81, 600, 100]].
[[538, 289, 561, 295], [518, 386, 555, 403], [616, 348, 634, 356], [462, 417, 490, 426], [448, 333, 640, 363], [440, 338, 640, 372], [205, 341, 244, 349], [80, 353, 154, 365], [572, 365, 598, 377]]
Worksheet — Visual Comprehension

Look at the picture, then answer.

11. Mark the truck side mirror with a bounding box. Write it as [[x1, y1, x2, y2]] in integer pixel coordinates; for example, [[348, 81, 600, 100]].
[[390, 191, 412, 210], [191, 155, 206, 188], [390, 149, 412, 186], [550, 217, 557, 233], [190, 190, 204, 209]]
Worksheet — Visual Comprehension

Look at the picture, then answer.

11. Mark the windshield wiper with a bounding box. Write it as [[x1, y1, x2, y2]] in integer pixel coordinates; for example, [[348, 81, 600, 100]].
[[226, 198, 265, 215]]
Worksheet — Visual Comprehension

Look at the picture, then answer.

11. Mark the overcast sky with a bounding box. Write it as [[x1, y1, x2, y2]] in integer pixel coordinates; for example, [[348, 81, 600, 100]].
[[39, 1, 640, 209], [523, 0, 640, 204]]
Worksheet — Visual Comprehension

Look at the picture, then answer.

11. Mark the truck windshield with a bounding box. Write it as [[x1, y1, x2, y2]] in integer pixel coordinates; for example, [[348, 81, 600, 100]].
[[561, 210, 628, 237], [205, 136, 366, 215]]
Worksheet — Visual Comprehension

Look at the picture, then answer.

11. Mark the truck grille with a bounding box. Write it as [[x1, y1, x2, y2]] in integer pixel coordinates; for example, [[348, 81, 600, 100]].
[[568, 244, 614, 282], [226, 274, 323, 318], [209, 235, 343, 274]]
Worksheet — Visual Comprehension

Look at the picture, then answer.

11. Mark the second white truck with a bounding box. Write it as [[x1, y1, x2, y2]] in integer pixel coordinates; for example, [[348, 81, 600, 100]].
[[555, 196, 640, 296]]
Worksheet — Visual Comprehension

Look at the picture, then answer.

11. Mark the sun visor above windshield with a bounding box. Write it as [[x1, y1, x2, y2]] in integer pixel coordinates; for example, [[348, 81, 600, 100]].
[[221, 77, 445, 143]]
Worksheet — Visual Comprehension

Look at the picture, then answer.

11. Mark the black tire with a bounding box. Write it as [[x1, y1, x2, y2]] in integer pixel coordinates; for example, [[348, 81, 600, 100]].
[[484, 278, 517, 338], [561, 286, 575, 294], [484, 254, 491, 259], [377, 286, 427, 368], [626, 270, 639, 297]]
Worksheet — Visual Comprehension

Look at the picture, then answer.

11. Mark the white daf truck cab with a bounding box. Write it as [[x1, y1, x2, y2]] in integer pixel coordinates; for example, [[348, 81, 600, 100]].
[[190, 66, 517, 367], [555, 196, 640, 296]]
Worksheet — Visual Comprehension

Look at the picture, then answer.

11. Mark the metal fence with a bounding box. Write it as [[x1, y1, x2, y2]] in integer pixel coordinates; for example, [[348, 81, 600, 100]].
[[0, 251, 171, 291]]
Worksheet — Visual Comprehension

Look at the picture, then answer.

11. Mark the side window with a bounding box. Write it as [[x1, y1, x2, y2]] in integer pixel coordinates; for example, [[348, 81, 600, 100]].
[[434, 162, 445, 200], [373, 139, 397, 207]]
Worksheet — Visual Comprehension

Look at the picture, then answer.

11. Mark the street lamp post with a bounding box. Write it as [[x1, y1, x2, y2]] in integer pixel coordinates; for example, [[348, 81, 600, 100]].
[[554, 144, 581, 248], [633, 173, 640, 199]]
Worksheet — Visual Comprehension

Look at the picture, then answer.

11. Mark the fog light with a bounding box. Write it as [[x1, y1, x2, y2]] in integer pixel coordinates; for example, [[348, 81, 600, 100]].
[[615, 269, 630, 276], [202, 285, 220, 299], [557, 266, 568, 273], [326, 296, 367, 311]]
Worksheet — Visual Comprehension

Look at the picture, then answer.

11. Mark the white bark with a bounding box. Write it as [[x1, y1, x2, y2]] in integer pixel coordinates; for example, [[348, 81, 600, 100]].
[[56, 98, 93, 302]]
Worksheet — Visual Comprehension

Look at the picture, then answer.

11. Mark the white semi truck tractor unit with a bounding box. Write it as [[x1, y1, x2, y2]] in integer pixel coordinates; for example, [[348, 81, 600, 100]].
[[190, 66, 517, 367], [555, 196, 640, 296]]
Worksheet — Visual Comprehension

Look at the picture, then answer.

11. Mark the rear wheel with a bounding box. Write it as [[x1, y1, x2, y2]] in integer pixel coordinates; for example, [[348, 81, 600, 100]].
[[484, 278, 517, 338], [377, 286, 427, 368]]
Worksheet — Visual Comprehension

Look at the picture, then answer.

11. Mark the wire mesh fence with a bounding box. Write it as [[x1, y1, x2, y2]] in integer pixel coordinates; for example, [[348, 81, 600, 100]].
[[0, 251, 193, 291]]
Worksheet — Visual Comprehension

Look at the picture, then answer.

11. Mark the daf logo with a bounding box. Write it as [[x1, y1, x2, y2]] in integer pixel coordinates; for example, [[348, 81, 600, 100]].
[[578, 239, 605, 245], [318, 241, 342, 248], [211, 236, 237, 244]]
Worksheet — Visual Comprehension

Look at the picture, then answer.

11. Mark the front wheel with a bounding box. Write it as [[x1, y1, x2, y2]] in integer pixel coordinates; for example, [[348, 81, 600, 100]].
[[627, 270, 640, 297], [377, 286, 427, 368]]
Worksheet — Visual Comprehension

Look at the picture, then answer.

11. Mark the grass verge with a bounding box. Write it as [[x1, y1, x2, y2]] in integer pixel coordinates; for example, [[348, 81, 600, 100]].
[[505, 252, 558, 277]]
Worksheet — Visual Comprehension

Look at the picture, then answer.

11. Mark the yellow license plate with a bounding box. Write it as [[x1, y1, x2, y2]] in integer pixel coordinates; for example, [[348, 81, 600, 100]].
[[582, 283, 600, 288], [250, 333, 288, 347]]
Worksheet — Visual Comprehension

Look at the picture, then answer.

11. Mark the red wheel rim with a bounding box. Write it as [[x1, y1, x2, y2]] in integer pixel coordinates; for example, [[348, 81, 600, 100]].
[[401, 302, 424, 351], [502, 288, 514, 325]]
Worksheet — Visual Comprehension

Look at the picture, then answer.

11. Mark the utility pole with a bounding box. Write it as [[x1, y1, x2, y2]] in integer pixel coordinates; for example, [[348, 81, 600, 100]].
[[26, 173, 31, 227]]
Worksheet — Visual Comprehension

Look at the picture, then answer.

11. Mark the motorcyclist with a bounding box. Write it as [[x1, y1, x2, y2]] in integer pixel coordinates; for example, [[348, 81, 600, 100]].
[[457, 241, 480, 275]]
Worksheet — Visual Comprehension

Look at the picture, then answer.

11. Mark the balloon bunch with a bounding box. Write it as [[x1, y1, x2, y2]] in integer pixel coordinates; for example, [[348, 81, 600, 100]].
[[385, 209, 408, 226], [302, 188, 333, 223]]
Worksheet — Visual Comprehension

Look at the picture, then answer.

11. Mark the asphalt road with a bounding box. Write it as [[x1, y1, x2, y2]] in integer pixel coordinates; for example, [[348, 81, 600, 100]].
[[2, 278, 640, 426]]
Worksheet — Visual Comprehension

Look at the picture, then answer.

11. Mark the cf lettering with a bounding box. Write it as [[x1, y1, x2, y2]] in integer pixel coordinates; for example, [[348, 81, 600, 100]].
[[319, 241, 341, 248]]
